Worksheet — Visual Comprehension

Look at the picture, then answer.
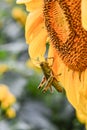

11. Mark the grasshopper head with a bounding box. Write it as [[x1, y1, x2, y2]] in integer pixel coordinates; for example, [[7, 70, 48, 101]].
[[40, 61, 49, 69], [40, 61, 51, 76]]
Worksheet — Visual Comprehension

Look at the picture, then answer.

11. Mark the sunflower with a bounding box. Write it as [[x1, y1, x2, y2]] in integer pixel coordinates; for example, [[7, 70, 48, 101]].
[[16, 0, 87, 125]]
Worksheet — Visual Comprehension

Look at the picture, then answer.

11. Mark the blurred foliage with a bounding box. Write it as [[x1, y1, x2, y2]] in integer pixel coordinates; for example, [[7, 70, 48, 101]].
[[0, 0, 85, 130]]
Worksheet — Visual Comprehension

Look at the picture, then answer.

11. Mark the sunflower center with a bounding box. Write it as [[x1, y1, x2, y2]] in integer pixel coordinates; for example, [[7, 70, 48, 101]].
[[43, 0, 87, 72]]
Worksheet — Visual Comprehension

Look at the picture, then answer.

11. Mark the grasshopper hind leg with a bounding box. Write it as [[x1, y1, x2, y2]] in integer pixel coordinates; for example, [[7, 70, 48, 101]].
[[42, 76, 53, 93], [38, 76, 46, 89]]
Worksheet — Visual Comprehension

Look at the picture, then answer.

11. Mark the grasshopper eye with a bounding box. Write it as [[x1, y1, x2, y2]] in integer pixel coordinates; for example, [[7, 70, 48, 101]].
[[40, 62, 44, 67]]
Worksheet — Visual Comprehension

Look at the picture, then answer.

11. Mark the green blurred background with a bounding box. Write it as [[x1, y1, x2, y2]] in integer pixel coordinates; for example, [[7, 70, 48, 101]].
[[0, 0, 85, 130]]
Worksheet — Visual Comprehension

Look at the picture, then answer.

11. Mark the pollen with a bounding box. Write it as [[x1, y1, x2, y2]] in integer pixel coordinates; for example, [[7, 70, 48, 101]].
[[43, 0, 87, 72]]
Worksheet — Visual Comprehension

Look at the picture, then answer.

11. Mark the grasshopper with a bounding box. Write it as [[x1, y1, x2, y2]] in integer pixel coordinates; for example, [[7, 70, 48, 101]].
[[38, 58, 63, 93]]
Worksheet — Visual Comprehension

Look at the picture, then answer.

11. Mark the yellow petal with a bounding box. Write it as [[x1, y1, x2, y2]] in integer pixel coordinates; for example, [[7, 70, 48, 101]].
[[25, 9, 43, 43], [83, 69, 87, 98], [76, 111, 87, 124], [12, 7, 27, 25], [29, 27, 48, 63], [63, 69, 87, 124], [56, 58, 66, 87], [0, 84, 9, 101], [16, 0, 31, 4], [48, 44, 55, 66], [48, 44, 65, 86], [6, 108, 16, 118], [1, 92, 16, 109], [25, 0, 43, 12], [28, 23, 46, 43], [81, 0, 87, 30], [16, 0, 43, 12]]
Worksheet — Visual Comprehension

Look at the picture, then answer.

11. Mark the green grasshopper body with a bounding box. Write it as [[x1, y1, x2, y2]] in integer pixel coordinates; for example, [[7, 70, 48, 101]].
[[38, 60, 63, 93]]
